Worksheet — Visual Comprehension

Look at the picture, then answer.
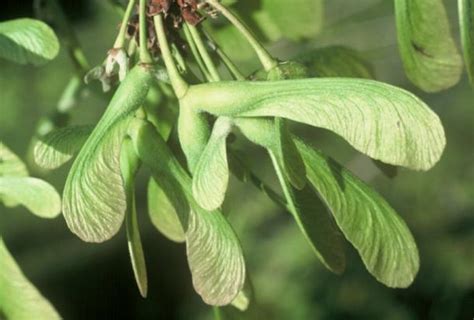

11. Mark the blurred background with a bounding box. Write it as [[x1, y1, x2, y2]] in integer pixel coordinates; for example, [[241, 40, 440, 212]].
[[0, 0, 473, 319]]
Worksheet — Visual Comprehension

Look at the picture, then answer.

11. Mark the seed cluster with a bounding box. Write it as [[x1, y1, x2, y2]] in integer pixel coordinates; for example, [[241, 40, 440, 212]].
[[149, 0, 204, 26], [125, 0, 210, 56]]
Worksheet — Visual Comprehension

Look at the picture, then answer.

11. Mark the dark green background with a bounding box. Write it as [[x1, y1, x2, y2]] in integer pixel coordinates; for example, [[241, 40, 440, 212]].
[[0, 1, 473, 319]]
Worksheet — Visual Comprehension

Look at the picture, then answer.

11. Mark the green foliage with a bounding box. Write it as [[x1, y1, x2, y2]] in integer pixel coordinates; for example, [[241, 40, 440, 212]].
[[62, 65, 154, 242], [181, 78, 446, 170], [297, 46, 375, 79], [3, 0, 472, 316], [0, 239, 60, 320], [121, 137, 148, 298], [274, 118, 307, 190], [128, 119, 246, 305], [296, 140, 419, 288], [1, 143, 60, 218], [0, 142, 28, 178], [34, 125, 94, 170], [394, 0, 463, 92], [0, 18, 59, 66], [192, 117, 233, 210], [0, 144, 60, 317], [0, 177, 61, 219], [269, 150, 347, 275], [148, 178, 186, 243]]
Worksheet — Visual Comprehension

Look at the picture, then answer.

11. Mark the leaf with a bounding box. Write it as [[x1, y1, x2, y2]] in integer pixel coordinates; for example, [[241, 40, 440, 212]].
[[0, 239, 61, 320], [459, 0, 474, 84], [147, 178, 186, 243], [235, 118, 346, 274], [297, 46, 375, 79], [121, 138, 148, 298], [63, 65, 153, 243], [128, 118, 246, 306], [275, 118, 306, 190], [0, 142, 29, 207], [394, 0, 463, 92], [268, 152, 346, 274], [183, 78, 446, 171], [0, 18, 60, 66], [262, 0, 323, 41], [295, 139, 419, 288], [34, 125, 94, 170], [0, 142, 28, 177], [192, 117, 233, 211], [0, 177, 61, 218], [186, 207, 246, 306]]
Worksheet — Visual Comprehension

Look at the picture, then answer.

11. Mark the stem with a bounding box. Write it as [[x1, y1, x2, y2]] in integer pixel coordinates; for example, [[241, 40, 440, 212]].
[[153, 14, 189, 98], [212, 307, 222, 320], [216, 47, 245, 80], [206, 0, 277, 71], [183, 23, 212, 81], [269, 151, 299, 214], [186, 23, 221, 82], [171, 43, 187, 74], [114, 0, 137, 48], [229, 151, 286, 208], [205, 32, 245, 80], [139, 0, 153, 63]]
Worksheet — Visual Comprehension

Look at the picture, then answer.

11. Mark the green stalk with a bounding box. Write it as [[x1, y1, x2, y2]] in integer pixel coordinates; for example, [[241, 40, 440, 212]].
[[269, 151, 299, 215], [114, 0, 137, 48], [205, 32, 245, 81], [212, 307, 223, 320], [153, 14, 189, 98], [215, 47, 245, 80], [183, 23, 213, 81], [229, 151, 286, 208], [206, 0, 277, 71], [139, 0, 153, 63], [186, 23, 221, 82], [171, 43, 187, 74]]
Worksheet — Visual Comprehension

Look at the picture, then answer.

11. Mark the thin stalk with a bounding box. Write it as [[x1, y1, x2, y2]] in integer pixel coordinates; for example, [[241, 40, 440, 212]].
[[183, 23, 213, 81], [205, 32, 245, 80], [153, 14, 189, 98], [206, 0, 277, 71], [215, 47, 245, 80], [128, 38, 138, 58], [139, 0, 153, 63], [171, 43, 187, 74], [186, 23, 220, 82], [229, 151, 286, 208], [114, 0, 137, 48], [212, 307, 222, 320], [248, 170, 286, 208], [125, 179, 148, 298], [269, 151, 299, 214]]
